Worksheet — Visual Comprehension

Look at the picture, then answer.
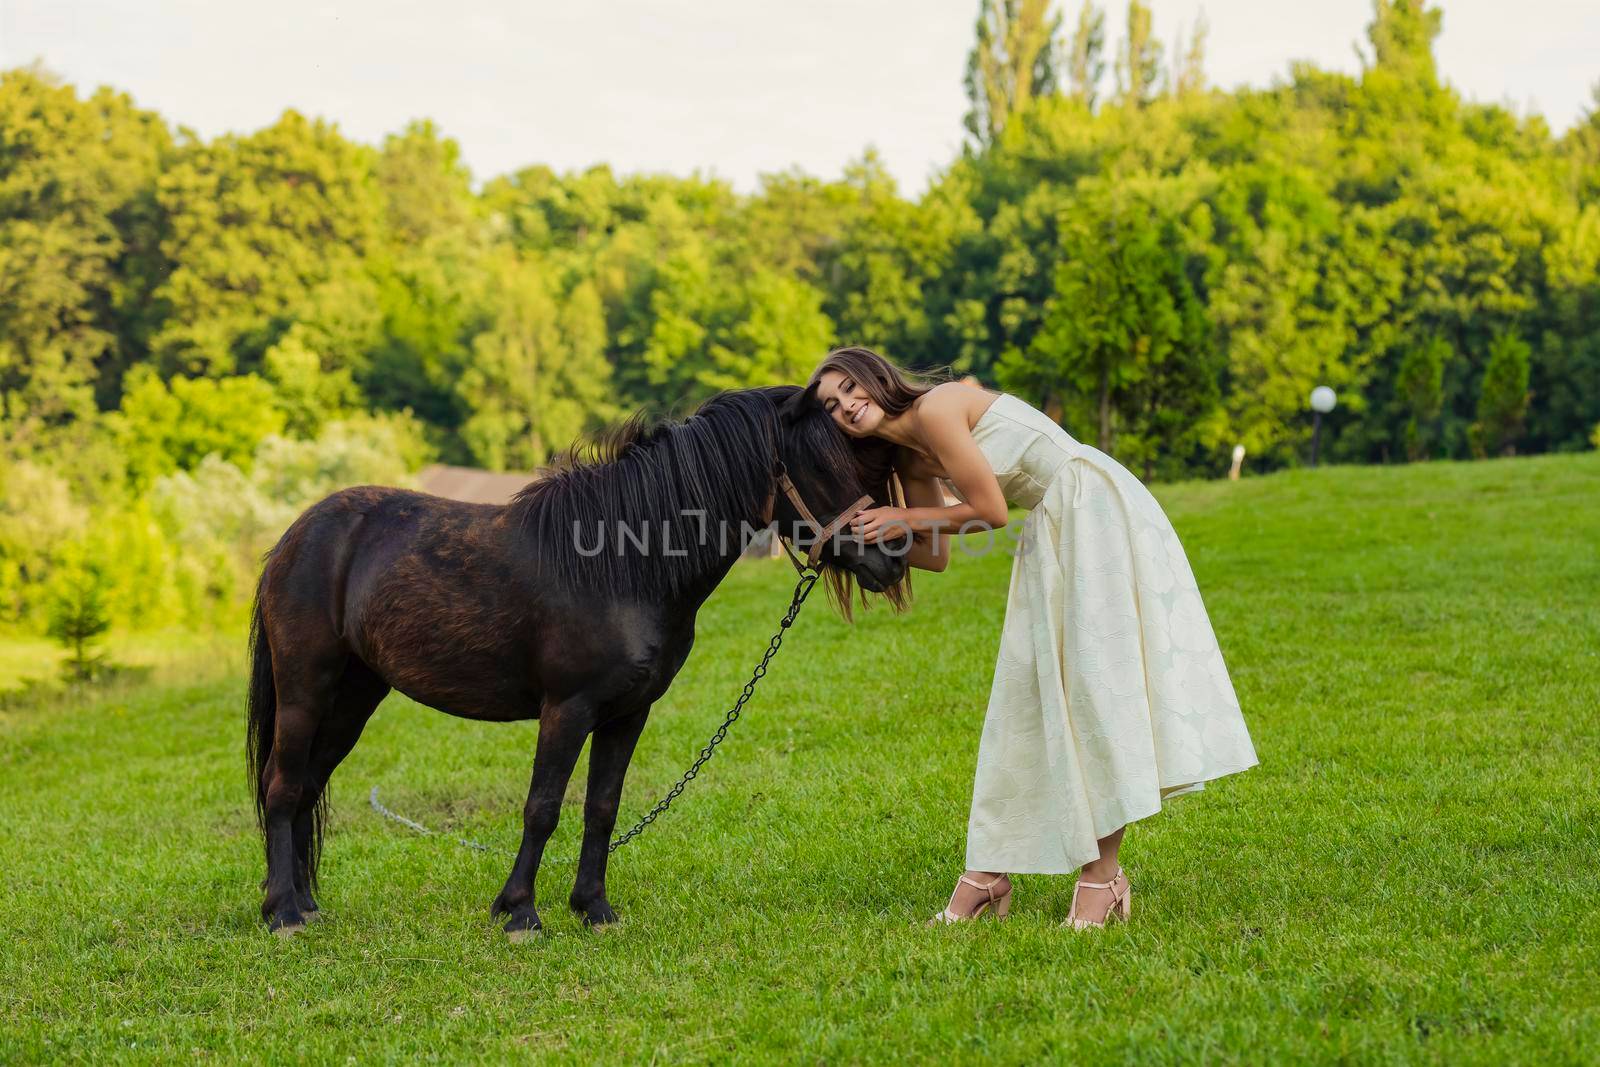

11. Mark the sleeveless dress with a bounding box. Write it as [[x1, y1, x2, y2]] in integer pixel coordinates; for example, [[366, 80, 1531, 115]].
[[947, 393, 1258, 874]]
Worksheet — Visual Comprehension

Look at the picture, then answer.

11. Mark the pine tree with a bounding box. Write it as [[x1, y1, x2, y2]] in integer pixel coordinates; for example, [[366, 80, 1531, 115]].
[[1471, 331, 1531, 457], [47, 554, 111, 683], [1397, 336, 1448, 460], [963, 0, 1065, 147]]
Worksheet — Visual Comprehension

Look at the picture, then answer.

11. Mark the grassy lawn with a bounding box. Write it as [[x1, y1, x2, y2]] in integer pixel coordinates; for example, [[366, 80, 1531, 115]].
[[2, 453, 1597, 1064], [0, 628, 243, 696]]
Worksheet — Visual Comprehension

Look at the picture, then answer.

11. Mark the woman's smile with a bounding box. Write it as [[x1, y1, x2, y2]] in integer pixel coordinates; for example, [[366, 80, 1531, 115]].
[[816, 369, 882, 435]]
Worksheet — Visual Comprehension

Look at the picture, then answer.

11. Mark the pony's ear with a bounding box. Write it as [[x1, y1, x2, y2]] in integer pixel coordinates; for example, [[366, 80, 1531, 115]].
[[780, 383, 820, 424]]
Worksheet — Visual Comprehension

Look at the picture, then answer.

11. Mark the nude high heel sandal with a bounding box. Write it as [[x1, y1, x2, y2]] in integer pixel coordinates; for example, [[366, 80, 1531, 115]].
[[927, 873, 1012, 926], [1065, 867, 1131, 930]]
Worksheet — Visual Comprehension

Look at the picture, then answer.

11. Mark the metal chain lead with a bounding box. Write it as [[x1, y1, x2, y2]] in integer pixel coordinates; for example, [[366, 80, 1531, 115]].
[[369, 567, 822, 859], [605, 567, 819, 852]]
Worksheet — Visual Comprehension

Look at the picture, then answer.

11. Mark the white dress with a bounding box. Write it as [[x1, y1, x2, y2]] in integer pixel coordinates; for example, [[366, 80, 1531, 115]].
[[949, 393, 1258, 874]]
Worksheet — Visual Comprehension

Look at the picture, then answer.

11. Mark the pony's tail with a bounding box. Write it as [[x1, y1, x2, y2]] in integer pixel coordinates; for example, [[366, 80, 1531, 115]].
[[245, 579, 276, 846]]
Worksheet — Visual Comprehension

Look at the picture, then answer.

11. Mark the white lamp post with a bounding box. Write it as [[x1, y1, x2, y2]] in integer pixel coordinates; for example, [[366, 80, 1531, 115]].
[[1309, 386, 1336, 467]]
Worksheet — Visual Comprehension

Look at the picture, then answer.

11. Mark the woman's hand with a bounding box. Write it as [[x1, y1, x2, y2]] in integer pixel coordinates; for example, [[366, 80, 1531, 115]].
[[849, 506, 913, 544]]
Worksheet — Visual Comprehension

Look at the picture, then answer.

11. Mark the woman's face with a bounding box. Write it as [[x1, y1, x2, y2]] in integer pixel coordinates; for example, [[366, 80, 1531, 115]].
[[814, 369, 884, 437]]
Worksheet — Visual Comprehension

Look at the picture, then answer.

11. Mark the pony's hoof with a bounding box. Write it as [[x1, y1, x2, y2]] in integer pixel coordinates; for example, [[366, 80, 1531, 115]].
[[269, 918, 306, 938], [503, 914, 542, 942], [572, 897, 618, 927]]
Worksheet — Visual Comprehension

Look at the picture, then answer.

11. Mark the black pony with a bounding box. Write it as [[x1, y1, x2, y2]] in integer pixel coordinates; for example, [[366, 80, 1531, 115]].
[[246, 386, 905, 937]]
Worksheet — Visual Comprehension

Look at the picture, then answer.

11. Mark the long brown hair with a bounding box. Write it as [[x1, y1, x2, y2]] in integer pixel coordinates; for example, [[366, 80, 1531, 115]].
[[803, 347, 953, 618]]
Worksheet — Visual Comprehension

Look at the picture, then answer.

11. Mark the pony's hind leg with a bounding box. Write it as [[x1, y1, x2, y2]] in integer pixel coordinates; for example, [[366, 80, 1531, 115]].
[[492, 696, 595, 940], [570, 706, 651, 926], [291, 661, 390, 917], [260, 649, 345, 935]]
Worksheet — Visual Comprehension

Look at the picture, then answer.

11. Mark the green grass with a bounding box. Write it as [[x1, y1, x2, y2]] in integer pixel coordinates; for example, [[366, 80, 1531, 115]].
[[0, 627, 243, 695], [3, 454, 1597, 1064]]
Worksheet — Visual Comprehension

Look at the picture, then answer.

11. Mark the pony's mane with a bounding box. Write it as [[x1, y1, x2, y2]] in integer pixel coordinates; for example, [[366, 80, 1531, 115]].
[[511, 390, 782, 601]]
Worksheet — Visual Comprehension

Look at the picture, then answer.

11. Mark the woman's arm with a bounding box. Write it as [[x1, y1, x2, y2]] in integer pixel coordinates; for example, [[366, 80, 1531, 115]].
[[897, 471, 953, 572], [849, 387, 1010, 549]]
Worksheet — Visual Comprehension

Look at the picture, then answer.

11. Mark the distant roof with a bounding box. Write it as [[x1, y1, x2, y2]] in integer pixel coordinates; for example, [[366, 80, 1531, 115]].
[[417, 464, 538, 505]]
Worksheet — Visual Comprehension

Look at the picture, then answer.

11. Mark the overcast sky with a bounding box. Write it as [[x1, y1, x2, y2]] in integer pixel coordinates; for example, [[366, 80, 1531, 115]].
[[3, 1, 1596, 194]]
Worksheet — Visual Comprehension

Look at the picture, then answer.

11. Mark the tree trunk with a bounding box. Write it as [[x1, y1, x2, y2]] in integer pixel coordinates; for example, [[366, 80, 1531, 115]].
[[1044, 390, 1063, 425]]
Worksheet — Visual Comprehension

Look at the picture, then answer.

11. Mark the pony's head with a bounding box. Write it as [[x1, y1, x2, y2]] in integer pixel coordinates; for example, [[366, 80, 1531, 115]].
[[764, 386, 911, 616]]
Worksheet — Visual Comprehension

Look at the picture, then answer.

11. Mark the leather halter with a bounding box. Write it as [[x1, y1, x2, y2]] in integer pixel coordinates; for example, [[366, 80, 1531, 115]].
[[769, 463, 875, 575]]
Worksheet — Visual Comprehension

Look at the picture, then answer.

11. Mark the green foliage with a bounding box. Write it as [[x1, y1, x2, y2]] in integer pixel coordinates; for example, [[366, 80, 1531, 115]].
[[1000, 180, 1216, 477], [1363, 0, 1443, 88], [3, 0, 1600, 630], [45, 547, 111, 682], [151, 110, 384, 377], [0, 68, 170, 444], [1396, 335, 1448, 460], [1471, 330, 1532, 457], [0, 459, 86, 627], [262, 325, 360, 438], [643, 249, 832, 405], [113, 365, 285, 487], [457, 253, 617, 470], [964, 0, 1063, 146], [1063, 2, 1107, 107], [1171, 11, 1208, 97], [1115, 1, 1163, 106]]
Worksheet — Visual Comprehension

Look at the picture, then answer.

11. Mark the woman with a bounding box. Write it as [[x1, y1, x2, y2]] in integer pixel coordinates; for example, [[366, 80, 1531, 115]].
[[803, 347, 1258, 928]]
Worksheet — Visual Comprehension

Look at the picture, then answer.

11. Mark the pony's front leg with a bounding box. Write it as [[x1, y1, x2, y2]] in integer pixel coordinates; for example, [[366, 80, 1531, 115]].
[[570, 706, 651, 926], [492, 699, 592, 940]]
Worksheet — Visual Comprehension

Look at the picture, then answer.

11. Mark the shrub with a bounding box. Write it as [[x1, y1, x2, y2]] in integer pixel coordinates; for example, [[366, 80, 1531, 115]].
[[1470, 331, 1531, 458], [0, 460, 87, 629], [47, 549, 112, 682]]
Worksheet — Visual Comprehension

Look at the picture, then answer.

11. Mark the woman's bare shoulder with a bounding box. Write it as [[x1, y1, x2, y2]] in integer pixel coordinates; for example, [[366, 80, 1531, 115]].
[[916, 380, 1000, 428]]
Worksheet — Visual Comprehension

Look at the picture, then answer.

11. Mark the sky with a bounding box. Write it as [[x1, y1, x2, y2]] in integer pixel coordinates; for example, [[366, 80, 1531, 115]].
[[2, 0, 1597, 194]]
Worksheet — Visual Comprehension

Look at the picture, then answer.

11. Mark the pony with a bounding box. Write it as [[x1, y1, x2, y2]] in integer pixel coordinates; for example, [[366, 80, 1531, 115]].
[[246, 386, 906, 936]]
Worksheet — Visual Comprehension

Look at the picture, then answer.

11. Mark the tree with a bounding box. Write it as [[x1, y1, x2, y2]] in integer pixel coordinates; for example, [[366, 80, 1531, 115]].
[[964, 0, 1064, 147], [1064, 2, 1107, 108], [1471, 330, 1531, 456], [642, 246, 833, 404], [1528, 202, 1600, 452], [152, 110, 385, 378], [998, 183, 1217, 475], [1115, 1, 1163, 107], [0, 68, 170, 445], [262, 325, 360, 438], [376, 119, 477, 248], [113, 366, 286, 488], [456, 253, 617, 470], [1172, 10, 1209, 97], [0, 459, 87, 626], [47, 549, 112, 683], [1396, 336, 1447, 460], [1362, 0, 1443, 88]]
